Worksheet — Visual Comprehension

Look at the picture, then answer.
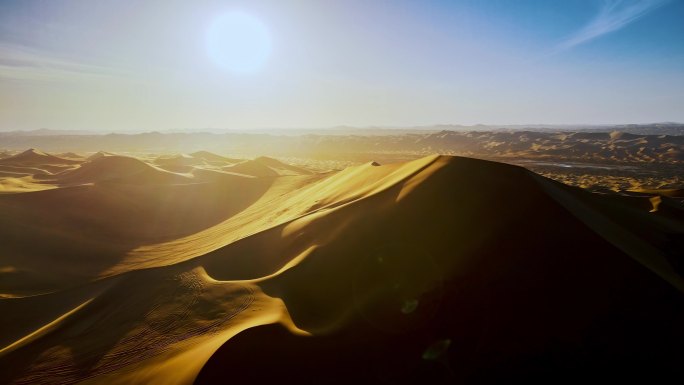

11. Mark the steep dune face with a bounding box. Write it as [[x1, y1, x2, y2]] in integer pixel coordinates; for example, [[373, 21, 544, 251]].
[[196, 156, 684, 383], [0, 155, 682, 384]]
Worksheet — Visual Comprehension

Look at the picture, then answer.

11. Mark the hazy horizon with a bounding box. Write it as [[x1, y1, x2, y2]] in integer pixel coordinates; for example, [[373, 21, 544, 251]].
[[2, 0, 684, 130], [2, 121, 684, 135]]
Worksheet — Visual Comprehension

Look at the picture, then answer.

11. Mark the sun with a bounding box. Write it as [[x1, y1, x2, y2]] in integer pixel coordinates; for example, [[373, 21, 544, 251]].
[[206, 12, 272, 74]]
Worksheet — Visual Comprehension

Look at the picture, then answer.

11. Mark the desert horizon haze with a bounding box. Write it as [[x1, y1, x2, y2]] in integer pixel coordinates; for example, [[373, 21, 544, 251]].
[[1, 1, 683, 385]]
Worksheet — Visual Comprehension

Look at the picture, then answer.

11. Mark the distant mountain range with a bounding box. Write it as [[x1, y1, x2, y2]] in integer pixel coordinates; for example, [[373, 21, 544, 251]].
[[1, 123, 683, 136], [1, 128, 683, 165]]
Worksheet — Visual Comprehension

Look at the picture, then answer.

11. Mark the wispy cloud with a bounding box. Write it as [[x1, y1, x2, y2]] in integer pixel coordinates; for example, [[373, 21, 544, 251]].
[[554, 0, 670, 53], [0, 43, 129, 83]]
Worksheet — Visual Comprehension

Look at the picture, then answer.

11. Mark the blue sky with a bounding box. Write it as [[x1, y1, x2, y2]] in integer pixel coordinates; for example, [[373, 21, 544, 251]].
[[0, 0, 682, 130]]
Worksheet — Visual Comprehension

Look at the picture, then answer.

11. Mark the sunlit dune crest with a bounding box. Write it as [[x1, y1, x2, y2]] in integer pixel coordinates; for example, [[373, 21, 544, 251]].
[[2, 149, 81, 166], [0, 150, 682, 384]]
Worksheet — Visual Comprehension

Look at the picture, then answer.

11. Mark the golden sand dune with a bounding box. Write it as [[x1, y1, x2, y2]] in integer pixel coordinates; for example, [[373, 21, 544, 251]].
[[189, 151, 241, 165], [153, 154, 205, 169], [629, 187, 684, 198], [86, 151, 117, 162], [253, 156, 313, 175], [1, 149, 81, 166], [0, 177, 56, 193], [0, 152, 682, 384], [56, 152, 84, 160], [0, 149, 82, 179], [223, 157, 311, 177], [55, 155, 191, 185]]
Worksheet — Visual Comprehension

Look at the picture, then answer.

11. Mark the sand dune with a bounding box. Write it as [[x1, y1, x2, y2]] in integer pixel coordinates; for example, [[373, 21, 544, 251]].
[[629, 187, 684, 198], [154, 154, 205, 168], [253, 156, 313, 175], [0, 149, 81, 178], [86, 151, 117, 161], [190, 151, 241, 164], [222, 159, 280, 177], [1, 149, 81, 166], [55, 155, 191, 185], [222, 157, 314, 177], [56, 152, 84, 160], [0, 152, 682, 384]]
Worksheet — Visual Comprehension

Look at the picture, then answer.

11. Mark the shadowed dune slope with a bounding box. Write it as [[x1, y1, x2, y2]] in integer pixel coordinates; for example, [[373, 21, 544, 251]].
[[189, 151, 242, 164], [86, 151, 117, 161], [0, 153, 274, 295], [254, 156, 313, 175], [0, 149, 82, 176], [154, 154, 204, 168], [223, 157, 313, 177], [222, 159, 280, 177], [54, 155, 191, 185], [0, 155, 682, 385], [56, 152, 83, 160]]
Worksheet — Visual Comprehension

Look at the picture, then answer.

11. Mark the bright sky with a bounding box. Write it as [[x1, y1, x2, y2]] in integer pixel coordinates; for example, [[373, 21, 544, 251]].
[[1, 0, 683, 131]]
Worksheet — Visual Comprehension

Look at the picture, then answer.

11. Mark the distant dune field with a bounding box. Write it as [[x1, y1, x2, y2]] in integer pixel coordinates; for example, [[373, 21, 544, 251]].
[[0, 150, 683, 384]]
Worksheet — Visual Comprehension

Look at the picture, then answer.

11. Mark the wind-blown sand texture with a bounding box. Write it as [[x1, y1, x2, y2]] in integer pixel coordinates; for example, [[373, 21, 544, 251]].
[[0, 150, 682, 384]]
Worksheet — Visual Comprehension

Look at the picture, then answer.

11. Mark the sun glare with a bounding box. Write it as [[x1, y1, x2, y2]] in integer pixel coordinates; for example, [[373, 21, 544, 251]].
[[205, 12, 271, 74]]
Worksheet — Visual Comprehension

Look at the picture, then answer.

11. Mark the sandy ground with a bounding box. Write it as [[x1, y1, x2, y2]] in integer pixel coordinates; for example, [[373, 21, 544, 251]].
[[0, 149, 682, 384]]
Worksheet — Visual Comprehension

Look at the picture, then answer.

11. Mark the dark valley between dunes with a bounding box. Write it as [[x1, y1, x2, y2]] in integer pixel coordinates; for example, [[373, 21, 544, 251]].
[[0, 149, 682, 384]]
